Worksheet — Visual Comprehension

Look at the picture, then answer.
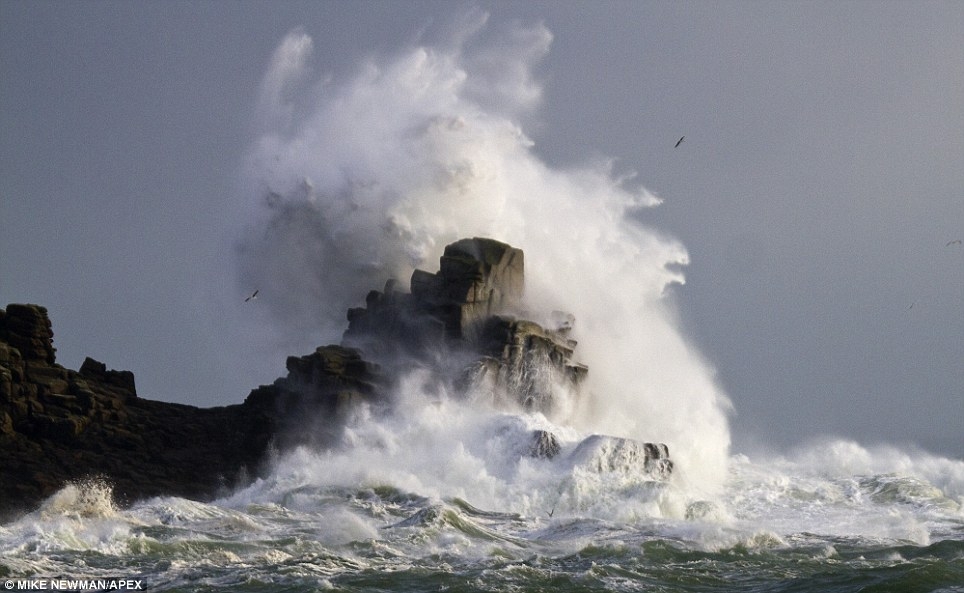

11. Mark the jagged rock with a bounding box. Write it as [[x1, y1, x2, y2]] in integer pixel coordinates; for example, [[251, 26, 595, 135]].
[[568, 435, 674, 481], [79, 357, 137, 399]]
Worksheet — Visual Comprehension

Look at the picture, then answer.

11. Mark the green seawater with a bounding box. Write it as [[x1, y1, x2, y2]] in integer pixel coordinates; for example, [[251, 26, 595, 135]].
[[3, 534, 962, 592]]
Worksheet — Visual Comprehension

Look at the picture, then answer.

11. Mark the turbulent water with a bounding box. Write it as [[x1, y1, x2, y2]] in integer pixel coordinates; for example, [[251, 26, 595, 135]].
[[4, 13, 961, 593], [1, 425, 962, 592]]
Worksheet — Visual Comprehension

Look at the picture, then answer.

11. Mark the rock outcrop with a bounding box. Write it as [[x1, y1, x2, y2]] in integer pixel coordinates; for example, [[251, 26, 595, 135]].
[[344, 237, 586, 416], [568, 435, 674, 481], [0, 237, 671, 521], [243, 344, 385, 449], [344, 237, 526, 353], [0, 306, 383, 519]]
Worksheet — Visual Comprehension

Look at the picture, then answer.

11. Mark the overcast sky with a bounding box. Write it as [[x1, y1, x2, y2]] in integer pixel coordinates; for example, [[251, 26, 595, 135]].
[[1, 1, 961, 457]]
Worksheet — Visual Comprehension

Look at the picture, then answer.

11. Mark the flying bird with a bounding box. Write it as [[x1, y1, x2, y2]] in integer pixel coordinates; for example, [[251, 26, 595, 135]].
[[244, 289, 259, 303], [946, 239, 962, 246], [674, 136, 685, 148]]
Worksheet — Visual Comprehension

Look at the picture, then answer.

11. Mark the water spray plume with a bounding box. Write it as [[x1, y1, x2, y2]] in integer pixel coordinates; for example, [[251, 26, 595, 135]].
[[238, 16, 732, 495]]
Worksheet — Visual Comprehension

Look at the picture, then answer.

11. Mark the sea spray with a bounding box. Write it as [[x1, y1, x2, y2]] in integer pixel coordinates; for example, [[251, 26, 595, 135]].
[[38, 477, 118, 520], [238, 13, 731, 495]]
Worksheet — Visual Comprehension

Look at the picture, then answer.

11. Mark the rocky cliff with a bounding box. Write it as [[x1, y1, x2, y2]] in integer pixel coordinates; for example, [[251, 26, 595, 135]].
[[0, 304, 274, 520], [0, 238, 670, 521]]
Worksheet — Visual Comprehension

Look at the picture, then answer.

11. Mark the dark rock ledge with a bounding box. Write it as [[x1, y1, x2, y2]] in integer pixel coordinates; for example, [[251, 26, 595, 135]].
[[0, 238, 670, 521]]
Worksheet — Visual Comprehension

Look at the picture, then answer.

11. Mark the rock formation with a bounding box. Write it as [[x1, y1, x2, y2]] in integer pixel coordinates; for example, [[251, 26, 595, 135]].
[[243, 344, 385, 449], [0, 237, 671, 521], [0, 304, 273, 520], [344, 237, 527, 354], [344, 237, 586, 416], [568, 435, 673, 481]]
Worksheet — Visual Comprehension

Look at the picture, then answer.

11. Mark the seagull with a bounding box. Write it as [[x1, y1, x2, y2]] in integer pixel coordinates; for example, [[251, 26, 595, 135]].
[[674, 136, 685, 148], [946, 239, 962, 246], [244, 289, 259, 303], [546, 506, 555, 518]]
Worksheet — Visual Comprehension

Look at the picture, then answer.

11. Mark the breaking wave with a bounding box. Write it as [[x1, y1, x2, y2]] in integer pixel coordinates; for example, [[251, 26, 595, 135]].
[[237, 10, 730, 492]]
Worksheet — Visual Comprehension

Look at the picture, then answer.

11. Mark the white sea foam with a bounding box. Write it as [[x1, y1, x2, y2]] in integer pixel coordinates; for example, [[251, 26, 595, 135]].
[[719, 443, 964, 547], [1, 440, 960, 589]]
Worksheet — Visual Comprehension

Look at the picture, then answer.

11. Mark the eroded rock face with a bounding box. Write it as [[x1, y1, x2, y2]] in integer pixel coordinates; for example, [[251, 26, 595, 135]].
[[0, 304, 56, 364], [432, 237, 525, 341]]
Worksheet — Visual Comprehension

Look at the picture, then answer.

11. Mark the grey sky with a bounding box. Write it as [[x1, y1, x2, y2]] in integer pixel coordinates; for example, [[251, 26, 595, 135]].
[[1, 1, 961, 456]]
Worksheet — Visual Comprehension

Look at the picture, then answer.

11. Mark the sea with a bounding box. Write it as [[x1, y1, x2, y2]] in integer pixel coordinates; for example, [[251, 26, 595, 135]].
[[1, 404, 961, 593], [4, 16, 963, 593]]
